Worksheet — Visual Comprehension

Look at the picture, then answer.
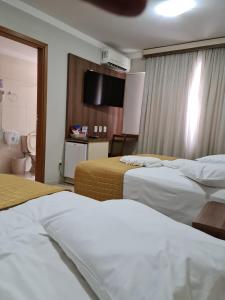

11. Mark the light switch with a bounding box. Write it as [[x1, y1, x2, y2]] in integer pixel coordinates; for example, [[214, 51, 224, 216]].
[[98, 126, 102, 133]]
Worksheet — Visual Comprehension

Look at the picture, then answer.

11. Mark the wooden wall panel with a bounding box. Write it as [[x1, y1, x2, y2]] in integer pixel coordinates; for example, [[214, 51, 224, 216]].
[[66, 54, 126, 140]]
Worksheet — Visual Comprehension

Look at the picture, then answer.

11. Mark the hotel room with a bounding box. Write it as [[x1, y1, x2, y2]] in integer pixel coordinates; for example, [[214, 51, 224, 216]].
[[0, 0, 225, 299]]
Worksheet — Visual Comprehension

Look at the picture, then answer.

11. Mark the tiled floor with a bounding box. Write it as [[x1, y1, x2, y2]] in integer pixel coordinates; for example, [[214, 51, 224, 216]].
[[17, 172, 35, 181], [15, 172, 74, 192], [56, 182, 74, 192]]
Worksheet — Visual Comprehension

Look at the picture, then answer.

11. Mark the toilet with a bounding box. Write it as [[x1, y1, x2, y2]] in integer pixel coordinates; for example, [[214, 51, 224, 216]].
[[21, 132, 36, 175]]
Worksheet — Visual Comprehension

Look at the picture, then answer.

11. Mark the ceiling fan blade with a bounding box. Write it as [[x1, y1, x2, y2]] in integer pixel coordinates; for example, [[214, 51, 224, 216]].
[[82, 0, 147, 16]]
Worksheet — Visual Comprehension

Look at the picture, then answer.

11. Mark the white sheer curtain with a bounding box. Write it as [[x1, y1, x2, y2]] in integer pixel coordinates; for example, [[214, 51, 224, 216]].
[[138, 48, 225, 158], [191, 48, 225, 157]]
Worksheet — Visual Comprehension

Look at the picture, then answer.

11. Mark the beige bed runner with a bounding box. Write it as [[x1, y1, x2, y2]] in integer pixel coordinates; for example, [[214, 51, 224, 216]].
[[75, 155, 175, 201], [0, 174, 64, 210]]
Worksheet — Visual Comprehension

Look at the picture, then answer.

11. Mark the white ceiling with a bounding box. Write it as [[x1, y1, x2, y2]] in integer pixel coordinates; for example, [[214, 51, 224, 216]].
[[0, 36, 37, 63], [19, 0, 225, 53]]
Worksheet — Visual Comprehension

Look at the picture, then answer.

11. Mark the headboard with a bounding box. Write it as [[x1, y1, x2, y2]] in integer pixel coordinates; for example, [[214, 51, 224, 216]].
[[66, 53, 126, 139]]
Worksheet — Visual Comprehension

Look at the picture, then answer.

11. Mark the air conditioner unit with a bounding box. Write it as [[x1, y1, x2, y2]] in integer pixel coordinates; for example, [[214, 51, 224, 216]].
[[101, 48, 131, 72]]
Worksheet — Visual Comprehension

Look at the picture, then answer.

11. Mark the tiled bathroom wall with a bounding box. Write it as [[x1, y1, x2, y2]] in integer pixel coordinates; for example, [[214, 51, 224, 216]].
[[0, 53, 37, 173]]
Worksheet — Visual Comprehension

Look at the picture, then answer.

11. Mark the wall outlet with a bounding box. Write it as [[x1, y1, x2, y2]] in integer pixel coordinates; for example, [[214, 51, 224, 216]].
[[103, 126, 107, 133], [98, 126, 102, 133], [58, 162, 63, 177], [94, 126, 98, 133]]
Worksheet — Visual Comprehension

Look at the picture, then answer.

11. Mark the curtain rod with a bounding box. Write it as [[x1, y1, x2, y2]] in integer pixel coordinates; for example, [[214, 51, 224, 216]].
[[143, 37, 225, 58]]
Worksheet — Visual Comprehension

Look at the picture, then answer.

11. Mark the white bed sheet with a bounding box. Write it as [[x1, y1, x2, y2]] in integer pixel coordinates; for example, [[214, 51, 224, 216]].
[[0, 192, 98, 300], [44, 199, 225, 300], [124, 167, 225, 224], [2, 191, 225, 300]]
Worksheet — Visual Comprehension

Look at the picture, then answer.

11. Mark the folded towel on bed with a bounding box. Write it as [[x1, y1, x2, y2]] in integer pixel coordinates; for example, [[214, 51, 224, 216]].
[[162, 159, 192, 169], [120, 156, 162, 167]]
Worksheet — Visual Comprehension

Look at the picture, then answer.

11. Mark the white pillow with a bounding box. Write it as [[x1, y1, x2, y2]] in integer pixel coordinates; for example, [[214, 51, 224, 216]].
[[196, 154, 225, 164], [44, 199, 225, 300], [181, 161, 225, 188]]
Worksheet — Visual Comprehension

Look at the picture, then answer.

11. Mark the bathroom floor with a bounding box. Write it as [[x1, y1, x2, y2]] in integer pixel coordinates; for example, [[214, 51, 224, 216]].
[[18, 171, 35, 181], [16, 174, 74, 192]]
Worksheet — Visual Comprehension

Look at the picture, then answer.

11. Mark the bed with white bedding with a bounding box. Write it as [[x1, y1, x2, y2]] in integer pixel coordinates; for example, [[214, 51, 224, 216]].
[[1, 190, 225, 300], [0, 192, 98, 300], [75, 155, 225, 225], [124, 160, 225, 225]]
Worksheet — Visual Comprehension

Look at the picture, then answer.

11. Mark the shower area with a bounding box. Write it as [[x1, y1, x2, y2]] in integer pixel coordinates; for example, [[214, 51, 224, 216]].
[[0, 36, 37, 179]]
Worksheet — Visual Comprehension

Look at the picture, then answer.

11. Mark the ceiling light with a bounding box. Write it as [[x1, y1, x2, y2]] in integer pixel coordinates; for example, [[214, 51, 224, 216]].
[[155, 0, 196, 17]]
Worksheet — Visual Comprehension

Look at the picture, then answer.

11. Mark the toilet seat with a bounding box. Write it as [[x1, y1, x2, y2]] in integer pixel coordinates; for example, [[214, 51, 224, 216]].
[[20, 132, 36, 175], [27, 132, 36, 156]]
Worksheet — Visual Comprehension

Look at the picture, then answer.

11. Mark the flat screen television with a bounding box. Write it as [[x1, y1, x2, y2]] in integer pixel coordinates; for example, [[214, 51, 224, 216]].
[[83, 70, 125, 107]]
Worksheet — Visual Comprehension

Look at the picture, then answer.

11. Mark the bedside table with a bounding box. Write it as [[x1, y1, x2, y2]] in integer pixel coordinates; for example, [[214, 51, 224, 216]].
[[192, 201, 225, 240]]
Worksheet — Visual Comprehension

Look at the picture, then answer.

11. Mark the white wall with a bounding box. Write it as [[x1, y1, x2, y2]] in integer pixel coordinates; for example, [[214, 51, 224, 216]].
[[0, 53, 37, 173], [0, 1, 102, 183], [0, 53, 37, 135], [130, 58, 146, 73]]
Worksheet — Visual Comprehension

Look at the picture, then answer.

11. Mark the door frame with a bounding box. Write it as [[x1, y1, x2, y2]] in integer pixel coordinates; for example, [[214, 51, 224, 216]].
[[0, 25, 48, 182]]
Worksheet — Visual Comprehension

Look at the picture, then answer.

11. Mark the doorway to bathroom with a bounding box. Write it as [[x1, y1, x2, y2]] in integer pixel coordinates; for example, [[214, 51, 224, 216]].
[[0, 26, 47, 182]]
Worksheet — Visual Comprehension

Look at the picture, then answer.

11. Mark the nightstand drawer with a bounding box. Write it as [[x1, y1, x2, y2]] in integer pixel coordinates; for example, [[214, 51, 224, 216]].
[[192, 201, 225, 240]]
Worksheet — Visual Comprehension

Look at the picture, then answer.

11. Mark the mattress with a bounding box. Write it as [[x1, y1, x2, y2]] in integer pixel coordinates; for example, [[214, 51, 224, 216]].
[[124, 167, 225, 225], [0, 174, 63, 210], [2, 191, 225, 300], [75, 154, 175, 200], [0, 191, 98, 300]]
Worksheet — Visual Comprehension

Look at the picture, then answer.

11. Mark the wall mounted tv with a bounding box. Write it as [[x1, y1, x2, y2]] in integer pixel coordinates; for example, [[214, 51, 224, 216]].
[[83, 70, 125, 107]]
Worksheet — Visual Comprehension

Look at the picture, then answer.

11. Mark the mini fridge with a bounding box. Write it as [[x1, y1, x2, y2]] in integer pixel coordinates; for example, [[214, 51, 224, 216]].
[[64, 142, 87, 180]]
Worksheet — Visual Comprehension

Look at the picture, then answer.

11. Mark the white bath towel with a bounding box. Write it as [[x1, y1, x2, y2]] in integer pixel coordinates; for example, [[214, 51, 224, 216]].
[[120, 156, 162, 167]]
